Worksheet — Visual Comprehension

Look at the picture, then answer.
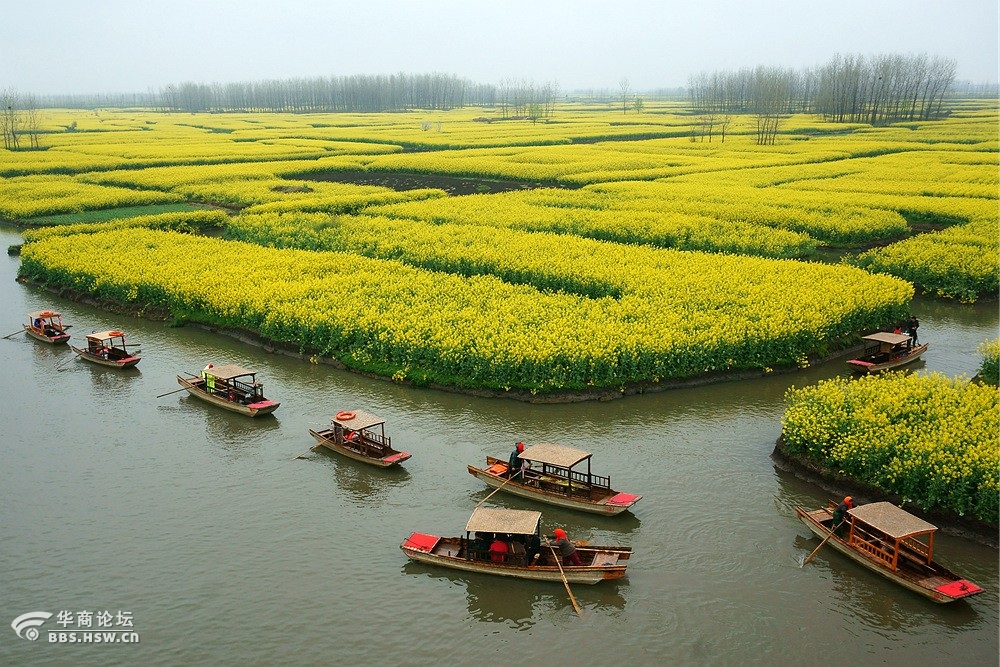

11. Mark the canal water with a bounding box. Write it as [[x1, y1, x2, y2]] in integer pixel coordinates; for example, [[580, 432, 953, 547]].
[[1, 227, 996, 666]]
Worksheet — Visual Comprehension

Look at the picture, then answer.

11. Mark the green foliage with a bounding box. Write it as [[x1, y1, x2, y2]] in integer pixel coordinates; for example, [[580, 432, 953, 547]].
[[978, 339, 1000, 386]]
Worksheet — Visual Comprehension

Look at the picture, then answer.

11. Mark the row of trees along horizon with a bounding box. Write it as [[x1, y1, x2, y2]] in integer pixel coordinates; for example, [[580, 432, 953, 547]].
[[2, 53, 996, 151]]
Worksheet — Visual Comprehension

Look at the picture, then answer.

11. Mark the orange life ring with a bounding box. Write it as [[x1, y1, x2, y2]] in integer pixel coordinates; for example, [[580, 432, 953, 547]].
[[336, 411, 356, 421]]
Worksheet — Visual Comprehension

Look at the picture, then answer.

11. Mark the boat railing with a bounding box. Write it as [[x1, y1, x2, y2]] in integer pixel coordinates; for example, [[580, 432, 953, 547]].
[[849, 525, 896, 569], [363, 430, 391, 450], [900, 536, 931, 563], [568, 469, 610, 490]]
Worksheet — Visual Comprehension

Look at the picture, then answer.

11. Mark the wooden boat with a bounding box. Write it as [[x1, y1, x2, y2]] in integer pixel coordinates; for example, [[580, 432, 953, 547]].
[[309, 410, 411, 467], [23, 310, 70, 345], [847, 332, 928, 373], [796, 501, 983, 603], [468, 442, 641, 515], [176, 364, 279, 417], [71, 330, 140, 368], [401, 507, 632, 584]]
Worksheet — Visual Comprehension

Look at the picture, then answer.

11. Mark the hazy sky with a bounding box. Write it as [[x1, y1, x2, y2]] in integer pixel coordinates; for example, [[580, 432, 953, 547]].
[[4, 0, 997, 95]]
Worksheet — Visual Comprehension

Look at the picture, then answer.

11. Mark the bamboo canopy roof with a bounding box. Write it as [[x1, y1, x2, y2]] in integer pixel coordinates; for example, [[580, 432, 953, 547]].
[[465, 507, 542, 535], [849, 502, 937, 539], [519, 443, 592, 468], [203, 364, 257, 381], [86, 330, 127, 341], [28, 310, 61, 320], [330, 410, 385, 431], [863, 332, 912, 346]]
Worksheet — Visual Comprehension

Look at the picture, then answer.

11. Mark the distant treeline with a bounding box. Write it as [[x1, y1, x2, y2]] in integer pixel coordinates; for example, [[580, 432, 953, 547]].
[[689, 53, 964, 127], [33, 73, 562, 117]]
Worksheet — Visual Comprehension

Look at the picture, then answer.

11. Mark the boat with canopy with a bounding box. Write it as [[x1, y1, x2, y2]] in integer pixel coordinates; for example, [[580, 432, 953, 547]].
[[796, 501, 983, 603], [401, 506, 632, 584], [24, 310, 70, 345], [176, 364, 279, 417], [71, 330, 141, 368], [468, 442, 640, 515], [308, 410, 411, 467]]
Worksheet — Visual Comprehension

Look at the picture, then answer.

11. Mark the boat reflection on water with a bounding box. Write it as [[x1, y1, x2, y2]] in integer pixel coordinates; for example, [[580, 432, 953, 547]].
[[400, 562, 627, 627], [194, 400, 282, 456], [83, 361, 141, 401], [323, 452, 411, 506], [820, 541, 982, 631]]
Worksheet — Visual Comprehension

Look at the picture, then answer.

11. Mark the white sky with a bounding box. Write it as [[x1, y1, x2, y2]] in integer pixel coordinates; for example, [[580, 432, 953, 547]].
[[3, 0, 997, 95]]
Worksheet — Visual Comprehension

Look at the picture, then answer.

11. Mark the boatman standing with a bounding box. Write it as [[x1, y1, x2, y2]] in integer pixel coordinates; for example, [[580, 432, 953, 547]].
[[508, 441, 526, 479], [202, 363, 215, 394], [832, 496, 854, 534], [548, 528, 582, 566], [907, 316, 920, 345]]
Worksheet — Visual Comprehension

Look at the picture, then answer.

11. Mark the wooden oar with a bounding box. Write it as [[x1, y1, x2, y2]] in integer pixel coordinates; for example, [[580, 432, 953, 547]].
[[156, 386, 191, 399], [545, 537, 583, 618], [2, 328, 25, 340], [474, 468, 521, 508], [802, 521, 844, 567], [292, 445, 320, 460], [54, 354, 78, 372]]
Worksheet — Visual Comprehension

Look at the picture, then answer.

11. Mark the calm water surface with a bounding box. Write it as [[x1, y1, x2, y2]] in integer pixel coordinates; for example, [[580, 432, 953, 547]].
[[1, 227, 996, 666]]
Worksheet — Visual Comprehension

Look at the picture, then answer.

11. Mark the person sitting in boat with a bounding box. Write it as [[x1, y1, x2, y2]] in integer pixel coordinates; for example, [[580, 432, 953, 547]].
[[468, 533, 491, 561], [832, 496, 854, 534], [33, 317, 42, 329], [525, 533, 541, 565], [548, 528, 582, 566], [489, 537, 509, 563]]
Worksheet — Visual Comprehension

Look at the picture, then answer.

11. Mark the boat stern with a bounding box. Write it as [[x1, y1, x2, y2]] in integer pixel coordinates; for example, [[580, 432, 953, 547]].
[[382, 451, 411, 466], [934, 579, 984, 601], [604, 492, 642, 512], [401, 532, 440, 555]]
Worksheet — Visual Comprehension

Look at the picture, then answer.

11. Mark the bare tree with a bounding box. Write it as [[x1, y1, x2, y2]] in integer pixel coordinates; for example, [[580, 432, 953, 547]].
[[1, 88, 21, 150], [619, 77, 630, 114]]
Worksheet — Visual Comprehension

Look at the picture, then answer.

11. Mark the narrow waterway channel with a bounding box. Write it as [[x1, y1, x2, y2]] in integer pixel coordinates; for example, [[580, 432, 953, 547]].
[[1, 226, 996, 666]]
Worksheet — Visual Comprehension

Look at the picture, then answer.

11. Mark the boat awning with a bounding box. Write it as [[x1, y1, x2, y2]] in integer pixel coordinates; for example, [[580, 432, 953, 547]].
[[519, 442, 592, 468], [28, 310, 61, 319], [205, 364, 257, 381], [86, 330, 127, 341], [848, 502, 938, 539], [331, 409, 385, 431], [465, 507, 541, 535], [862, 332, 912, 346]]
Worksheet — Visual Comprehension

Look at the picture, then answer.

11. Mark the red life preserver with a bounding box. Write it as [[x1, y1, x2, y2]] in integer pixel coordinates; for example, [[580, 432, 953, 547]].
[[336, 411, 356, 421]]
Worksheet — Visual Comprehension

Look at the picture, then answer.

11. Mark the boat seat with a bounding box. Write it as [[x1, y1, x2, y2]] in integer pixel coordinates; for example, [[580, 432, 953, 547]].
[[592, 551, 619, 567]]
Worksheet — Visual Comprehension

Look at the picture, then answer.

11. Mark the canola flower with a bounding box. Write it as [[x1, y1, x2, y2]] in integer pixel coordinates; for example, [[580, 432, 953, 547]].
[[22, 226, 911, 394], [6, 104, 997, 306], [978, 339, 1000, 386], [781, 372, 999, 524]]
